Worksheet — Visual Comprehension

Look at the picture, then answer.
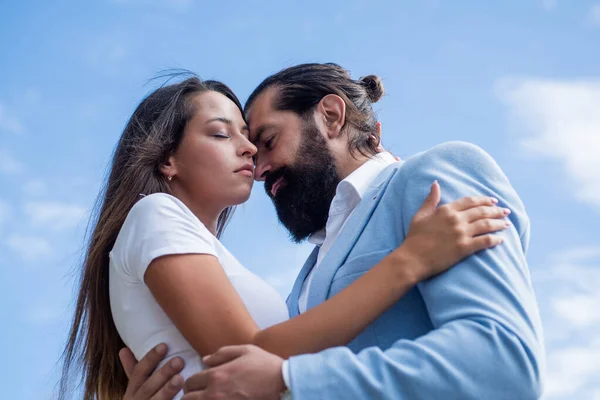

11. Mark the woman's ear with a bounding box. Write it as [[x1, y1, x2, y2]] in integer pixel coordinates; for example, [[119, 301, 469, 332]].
[[159, 154, 178, 181]]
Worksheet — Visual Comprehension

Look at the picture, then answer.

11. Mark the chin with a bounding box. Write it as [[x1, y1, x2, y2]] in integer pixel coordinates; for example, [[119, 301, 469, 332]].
[[227, 186, 252, 206]]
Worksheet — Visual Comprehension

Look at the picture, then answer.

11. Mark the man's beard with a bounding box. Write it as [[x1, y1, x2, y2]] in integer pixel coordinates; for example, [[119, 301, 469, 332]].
[[265, 119, 339, 243]]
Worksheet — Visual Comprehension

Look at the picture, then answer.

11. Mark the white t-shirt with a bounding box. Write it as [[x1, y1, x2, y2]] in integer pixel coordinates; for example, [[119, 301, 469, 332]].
[[109, 193, 289, 398]]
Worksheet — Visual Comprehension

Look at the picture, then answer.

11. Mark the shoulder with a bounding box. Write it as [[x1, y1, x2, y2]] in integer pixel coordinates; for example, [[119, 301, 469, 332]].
[[129, 192, 191, 218], [124, 193, 200, 228], [118, 192, 208, 245], [405, 141, 497, 173], [388, 141, 503, 189]]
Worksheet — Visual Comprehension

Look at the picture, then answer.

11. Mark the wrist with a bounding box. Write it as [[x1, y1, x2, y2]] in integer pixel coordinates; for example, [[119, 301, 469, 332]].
[[386, 245, 425, 286]]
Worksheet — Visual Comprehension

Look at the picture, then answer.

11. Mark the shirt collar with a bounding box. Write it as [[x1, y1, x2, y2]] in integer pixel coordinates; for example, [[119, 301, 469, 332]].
[[308, 152, 397, 246]]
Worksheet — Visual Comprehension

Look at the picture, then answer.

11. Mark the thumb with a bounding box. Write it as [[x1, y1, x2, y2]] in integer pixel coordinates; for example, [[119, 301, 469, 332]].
[[202, 345, 248, 367], [419, 181, 441, 215]]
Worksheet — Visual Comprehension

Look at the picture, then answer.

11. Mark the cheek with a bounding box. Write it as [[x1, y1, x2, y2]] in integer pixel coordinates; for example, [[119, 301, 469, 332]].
[[179, 142, 231, 186], [193, 140, 232, 168]]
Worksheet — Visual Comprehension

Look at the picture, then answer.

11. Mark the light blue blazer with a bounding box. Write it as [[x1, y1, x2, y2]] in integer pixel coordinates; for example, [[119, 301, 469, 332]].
[[286, 142, 545, 400]]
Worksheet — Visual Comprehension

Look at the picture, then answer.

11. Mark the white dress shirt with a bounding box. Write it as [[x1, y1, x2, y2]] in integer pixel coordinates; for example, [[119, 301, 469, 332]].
[[281, 152, 397, 398], [298, 152, 397, 312]]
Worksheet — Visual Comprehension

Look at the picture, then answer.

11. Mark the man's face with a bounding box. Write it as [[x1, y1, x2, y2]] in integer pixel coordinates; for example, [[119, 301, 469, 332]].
[[247, 87, 340, 242]]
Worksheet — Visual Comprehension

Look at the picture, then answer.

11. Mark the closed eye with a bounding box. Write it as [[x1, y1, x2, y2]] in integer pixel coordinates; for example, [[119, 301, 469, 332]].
[[213, 133, 230, 139], [265, 136, 274, 149]]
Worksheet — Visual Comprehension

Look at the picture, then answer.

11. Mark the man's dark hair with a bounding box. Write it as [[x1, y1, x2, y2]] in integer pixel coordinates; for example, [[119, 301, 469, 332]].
[[245, 63, 385, 157]]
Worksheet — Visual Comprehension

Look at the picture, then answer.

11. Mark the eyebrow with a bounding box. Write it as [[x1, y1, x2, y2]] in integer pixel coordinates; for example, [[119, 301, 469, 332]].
[[206, 117, 249, 132], [251, 123, 276, 145], [206, 117, 233, 125]]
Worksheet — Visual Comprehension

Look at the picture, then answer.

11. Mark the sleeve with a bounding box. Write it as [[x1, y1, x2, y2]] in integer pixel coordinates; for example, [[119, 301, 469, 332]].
[[115, 194, 217, 282], [285, 142, 545, 400]]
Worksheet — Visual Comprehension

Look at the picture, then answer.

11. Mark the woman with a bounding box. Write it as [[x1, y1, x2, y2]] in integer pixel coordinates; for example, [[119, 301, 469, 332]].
[[59, 75, 509, 399]]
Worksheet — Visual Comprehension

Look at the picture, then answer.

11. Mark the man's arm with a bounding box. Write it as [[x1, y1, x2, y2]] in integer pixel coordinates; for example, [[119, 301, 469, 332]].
[[182, 142, 544, 400], [283, 142, 545, 400]]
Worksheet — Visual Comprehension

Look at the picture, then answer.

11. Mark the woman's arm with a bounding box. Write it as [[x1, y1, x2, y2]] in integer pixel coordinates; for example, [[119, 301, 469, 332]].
[[146, 183, 510, 358]]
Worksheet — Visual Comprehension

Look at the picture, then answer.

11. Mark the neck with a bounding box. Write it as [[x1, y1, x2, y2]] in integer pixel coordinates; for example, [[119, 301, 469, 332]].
[[170, 187, 222, 236], [335, 152, 373, 180]]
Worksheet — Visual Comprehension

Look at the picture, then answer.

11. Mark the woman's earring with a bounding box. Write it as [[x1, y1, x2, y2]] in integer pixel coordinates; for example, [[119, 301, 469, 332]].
[[167, 175, 173, 182]]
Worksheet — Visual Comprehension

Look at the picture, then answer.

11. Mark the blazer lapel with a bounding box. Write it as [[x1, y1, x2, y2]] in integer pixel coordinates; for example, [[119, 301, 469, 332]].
[[286, 246, 319, 318], [306, 164, 401, 311]]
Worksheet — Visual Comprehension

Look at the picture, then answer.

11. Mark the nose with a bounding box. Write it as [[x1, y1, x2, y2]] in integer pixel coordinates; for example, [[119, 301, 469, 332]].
[[239, 135, 257, 160], [254, 155, 271, 182]]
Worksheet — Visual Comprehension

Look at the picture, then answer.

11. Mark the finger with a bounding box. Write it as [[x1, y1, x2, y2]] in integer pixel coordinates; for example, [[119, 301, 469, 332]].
[[181, 392, 204, 400], [129, 344, 168, 394], [375, 121, 382, 136], [184, 371, 210, 394], [462, 205, 510, 223], [469, 219, 511, 237], [447, 195, 499, 212], [150, 375, 184, 400], [468, 233, 505, 253], [202, 346, 247, 367], [181, 395, 203, 400], [119, 347, 137, 380], [416, 181, 441, 217], [139, 357, 184, 399]]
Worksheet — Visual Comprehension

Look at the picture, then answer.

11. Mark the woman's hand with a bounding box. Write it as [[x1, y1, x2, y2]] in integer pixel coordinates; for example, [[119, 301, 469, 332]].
[[391, 181, 510, 283]]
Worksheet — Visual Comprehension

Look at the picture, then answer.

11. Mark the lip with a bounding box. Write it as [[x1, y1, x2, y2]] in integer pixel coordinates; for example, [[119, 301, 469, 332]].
[[270, 177, 284, 197], [235, 163, 254, 177]]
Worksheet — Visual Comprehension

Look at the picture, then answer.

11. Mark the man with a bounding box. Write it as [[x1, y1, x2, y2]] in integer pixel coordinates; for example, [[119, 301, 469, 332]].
[[121, 63, 545, 400]]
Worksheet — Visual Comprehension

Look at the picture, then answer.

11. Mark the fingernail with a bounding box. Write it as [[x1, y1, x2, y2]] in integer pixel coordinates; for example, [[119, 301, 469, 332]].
[[202, 355, 210, 362], [490, 197, 498, 204], [156, 344, 167, 355], [170, 375, 183, 388], [503, 208, 511, 215], [171, 357, 183, 369], [505, 221, 512, 227]]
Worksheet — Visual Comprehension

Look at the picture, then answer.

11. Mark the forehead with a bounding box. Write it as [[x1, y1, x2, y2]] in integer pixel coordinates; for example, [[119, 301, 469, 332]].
[[246, 87, 281, 140], [190, 91, 244, 122]]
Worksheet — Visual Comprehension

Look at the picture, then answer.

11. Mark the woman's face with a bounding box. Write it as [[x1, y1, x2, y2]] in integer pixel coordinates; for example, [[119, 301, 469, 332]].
[[168, 90, 257, 211]]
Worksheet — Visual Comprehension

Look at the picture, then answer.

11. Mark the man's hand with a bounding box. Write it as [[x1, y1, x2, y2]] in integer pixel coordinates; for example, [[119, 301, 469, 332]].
[[120, 343, 185, 400], [182, 345, 285, 400]]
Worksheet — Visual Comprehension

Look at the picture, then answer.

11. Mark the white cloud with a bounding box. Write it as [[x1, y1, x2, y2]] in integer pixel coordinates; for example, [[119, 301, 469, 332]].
[[589, 3, 600, 26], [531, 246, 600, 399], [22, 305, 63, 324], [25, 201, 87, 231], [110, 0, 193, 13], [552, 293, 600, 327], [7, 234, 53, 261], [496, 78, 600, 210], [85, 40, 127, 70], [0, 200, 9, 228], [542, 0, 557, 11], [22, 179, 48, 196], [0, 148, 24, 175], [544, 341, 600, 398], [0, 103, 25, 134]]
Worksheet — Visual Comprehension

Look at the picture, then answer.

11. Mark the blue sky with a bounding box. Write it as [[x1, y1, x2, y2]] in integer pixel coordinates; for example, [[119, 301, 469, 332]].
[[1, 0, 599, 398]]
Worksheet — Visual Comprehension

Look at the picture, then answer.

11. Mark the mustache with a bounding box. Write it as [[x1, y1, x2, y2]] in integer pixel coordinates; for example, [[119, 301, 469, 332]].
[[264, 167, 289, 198]]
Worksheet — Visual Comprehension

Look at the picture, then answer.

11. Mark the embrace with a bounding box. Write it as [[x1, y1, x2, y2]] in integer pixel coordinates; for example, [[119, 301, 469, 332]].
[[60, 63, 545, 399]]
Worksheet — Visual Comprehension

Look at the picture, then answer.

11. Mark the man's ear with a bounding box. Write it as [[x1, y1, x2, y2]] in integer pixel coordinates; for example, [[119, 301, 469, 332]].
[[371, 121, 383, 151], [317, 94, 346, 139], [159, 154, 178, 180]]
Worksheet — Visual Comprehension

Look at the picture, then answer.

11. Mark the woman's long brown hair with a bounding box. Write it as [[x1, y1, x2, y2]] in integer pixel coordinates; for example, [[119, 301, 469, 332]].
[[58, 75, 244, 399]]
